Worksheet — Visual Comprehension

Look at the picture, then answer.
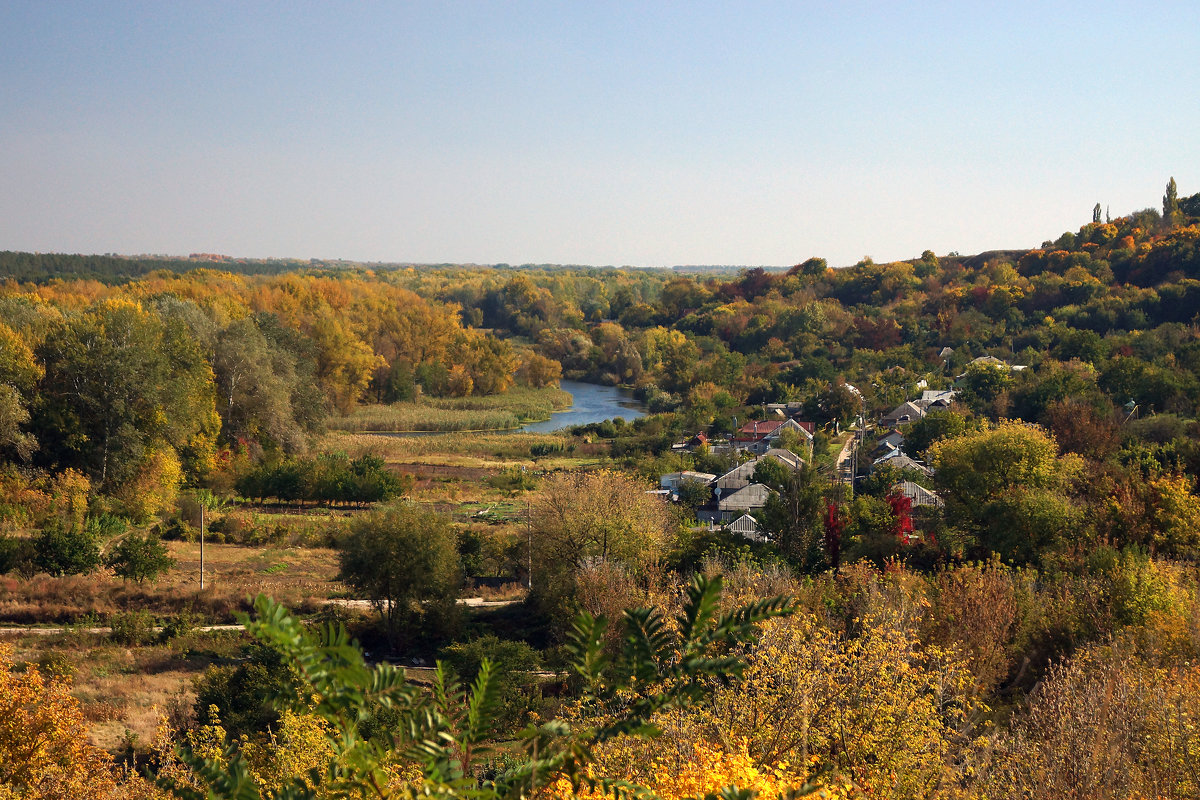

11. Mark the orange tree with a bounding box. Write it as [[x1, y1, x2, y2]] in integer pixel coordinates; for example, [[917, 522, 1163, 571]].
[[0, 645, 120, 799]]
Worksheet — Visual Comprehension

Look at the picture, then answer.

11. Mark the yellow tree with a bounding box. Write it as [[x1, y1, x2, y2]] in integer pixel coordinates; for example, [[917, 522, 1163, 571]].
[[0, 645, 119, 799]]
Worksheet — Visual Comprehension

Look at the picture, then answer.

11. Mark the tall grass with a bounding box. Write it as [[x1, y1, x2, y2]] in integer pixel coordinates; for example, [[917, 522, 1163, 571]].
[[325, 431, 577, 461], [330, 386, 572, 433]]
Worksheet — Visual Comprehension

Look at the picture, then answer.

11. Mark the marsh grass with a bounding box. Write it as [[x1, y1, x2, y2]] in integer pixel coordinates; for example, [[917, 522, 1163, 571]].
[[330, 385, 571, 432]]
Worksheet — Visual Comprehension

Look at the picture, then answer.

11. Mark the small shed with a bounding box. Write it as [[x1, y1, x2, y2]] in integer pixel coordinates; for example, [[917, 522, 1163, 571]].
[[725, 513, 765, 542]]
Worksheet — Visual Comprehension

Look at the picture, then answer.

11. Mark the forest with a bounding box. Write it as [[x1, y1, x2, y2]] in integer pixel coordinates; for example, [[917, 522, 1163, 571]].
[[4, 179, 1200, 798]]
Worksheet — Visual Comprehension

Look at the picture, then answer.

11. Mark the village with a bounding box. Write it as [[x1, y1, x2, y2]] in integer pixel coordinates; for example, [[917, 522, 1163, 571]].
[[658, 355, 1030, 543]]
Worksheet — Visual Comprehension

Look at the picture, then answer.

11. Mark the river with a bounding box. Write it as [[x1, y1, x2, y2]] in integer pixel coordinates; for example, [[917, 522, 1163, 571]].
[[518, 379, 646, 433]]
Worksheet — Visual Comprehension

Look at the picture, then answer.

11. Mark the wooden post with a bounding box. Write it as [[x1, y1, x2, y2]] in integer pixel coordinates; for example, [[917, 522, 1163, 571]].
[[200, 503, 205, 591]]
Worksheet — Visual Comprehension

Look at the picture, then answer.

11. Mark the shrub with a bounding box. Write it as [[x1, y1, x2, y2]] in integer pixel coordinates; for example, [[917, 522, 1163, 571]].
[[33, 520, 101, 576], [35, 650, 77, 682], [0, 534, 35, 577], [439, 635, 544, 730], [105, 531, 176, 584], [109, 610, 156, 646]]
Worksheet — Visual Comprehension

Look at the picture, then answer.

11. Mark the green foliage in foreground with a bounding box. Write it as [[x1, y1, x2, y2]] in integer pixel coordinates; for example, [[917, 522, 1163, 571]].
[[161, 576, 795, 800]]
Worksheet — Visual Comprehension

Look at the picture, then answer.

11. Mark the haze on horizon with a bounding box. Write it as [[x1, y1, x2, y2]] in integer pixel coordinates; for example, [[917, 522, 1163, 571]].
[[1, 2, 1197, 270]]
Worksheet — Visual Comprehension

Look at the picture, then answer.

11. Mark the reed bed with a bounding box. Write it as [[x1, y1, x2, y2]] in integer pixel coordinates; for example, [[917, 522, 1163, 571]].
[[329, 386, 571, 433]]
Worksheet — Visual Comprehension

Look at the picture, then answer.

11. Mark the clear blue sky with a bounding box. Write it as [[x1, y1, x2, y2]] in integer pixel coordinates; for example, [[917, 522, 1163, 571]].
[[1, 2, 1196, 268]]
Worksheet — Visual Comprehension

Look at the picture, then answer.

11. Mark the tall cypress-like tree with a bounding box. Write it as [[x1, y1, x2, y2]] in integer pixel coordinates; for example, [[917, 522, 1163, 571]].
[[1164, 176, 1180, 218]]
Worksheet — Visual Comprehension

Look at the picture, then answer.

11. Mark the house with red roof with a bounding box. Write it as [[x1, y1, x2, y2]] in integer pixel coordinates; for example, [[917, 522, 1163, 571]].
[[733, 418, 811, 454]]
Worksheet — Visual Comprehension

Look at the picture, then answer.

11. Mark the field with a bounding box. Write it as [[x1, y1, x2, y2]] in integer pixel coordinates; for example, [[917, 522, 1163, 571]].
[[0, 423, 608, 753]]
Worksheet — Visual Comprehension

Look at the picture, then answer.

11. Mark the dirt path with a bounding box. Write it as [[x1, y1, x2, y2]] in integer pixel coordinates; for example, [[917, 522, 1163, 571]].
[[0, 597, 521, 637], [0, 623, 245, 637]]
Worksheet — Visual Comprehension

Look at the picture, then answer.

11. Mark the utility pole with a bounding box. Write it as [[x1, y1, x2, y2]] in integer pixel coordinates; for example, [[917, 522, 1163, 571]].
[[199, 503, 205, 591], [523, 467, 532, 591]]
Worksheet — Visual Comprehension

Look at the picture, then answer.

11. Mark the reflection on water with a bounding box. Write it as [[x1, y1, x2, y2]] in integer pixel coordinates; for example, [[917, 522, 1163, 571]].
[[518, 380, 646, 433]]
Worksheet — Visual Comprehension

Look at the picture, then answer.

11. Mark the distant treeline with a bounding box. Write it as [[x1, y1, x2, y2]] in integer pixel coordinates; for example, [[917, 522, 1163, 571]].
[[0, 251, 325, 283]]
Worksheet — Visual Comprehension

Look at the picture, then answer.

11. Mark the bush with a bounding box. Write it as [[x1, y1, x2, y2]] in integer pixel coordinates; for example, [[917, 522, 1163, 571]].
[[109, 610, 156, 646], [0, 534, 35, 577], [105, 532, 176, 584], [439, 635, 544, 730], [159, 610, 201, 644], [193, 642, 302, 740], [34, 521, 101, 576], [36, 650, 77, 682]]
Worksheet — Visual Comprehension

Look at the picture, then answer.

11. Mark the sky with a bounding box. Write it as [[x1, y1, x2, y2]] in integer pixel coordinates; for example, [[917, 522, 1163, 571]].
[[1, 2, 1197, 269]]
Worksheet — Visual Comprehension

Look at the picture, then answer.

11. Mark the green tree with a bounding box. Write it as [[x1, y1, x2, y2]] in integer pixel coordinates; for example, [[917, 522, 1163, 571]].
[[903, 408, 978, 457], [1164, 176, 1180, 219], [1093, 203, 1103, 223], [105, 531, 176, 584], [928, 421, 1081, 562], [34, 520, 101, 576], [34, 299, 218, 492], [193, 641, 303, 741], [759, 461, 825, 570], [337, 502, 461, 651], [956, 362, 1014, 417]]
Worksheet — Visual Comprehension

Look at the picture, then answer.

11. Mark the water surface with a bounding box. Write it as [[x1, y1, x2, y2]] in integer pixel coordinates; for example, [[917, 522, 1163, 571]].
[[518, 380, 645, 433]]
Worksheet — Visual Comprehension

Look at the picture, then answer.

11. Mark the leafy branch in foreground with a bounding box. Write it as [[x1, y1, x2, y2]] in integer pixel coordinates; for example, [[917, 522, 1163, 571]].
[[159, 574, 796, 800]]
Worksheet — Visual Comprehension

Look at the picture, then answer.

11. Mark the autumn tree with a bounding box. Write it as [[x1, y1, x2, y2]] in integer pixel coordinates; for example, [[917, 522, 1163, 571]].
[[530, 470, 675, 622], [0, 645, 119, 798], [0, 384, 36, 462]]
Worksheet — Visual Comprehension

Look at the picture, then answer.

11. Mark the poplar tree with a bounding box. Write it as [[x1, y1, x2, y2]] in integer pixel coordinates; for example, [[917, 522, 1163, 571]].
[[1164, 176, 1180, 218]]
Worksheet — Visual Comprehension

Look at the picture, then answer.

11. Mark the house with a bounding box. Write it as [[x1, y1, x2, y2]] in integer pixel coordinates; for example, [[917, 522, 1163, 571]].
[[873, 430, 905, 453], [872, 446, 904, 465], [725, 512, 765, 542], [762, 447, 805, 470], [718, 483, 772, 517], [872, 453, 933, 477], [671, 432, 710, 452], [880, 401, 926, 427], [892, 480, 944, 508], [659, 471, 716, 492], [918, 389, 956, 409], [716, 459, 760, 492], [734, 418, 812, 454], [765, 402, 805, 417]]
